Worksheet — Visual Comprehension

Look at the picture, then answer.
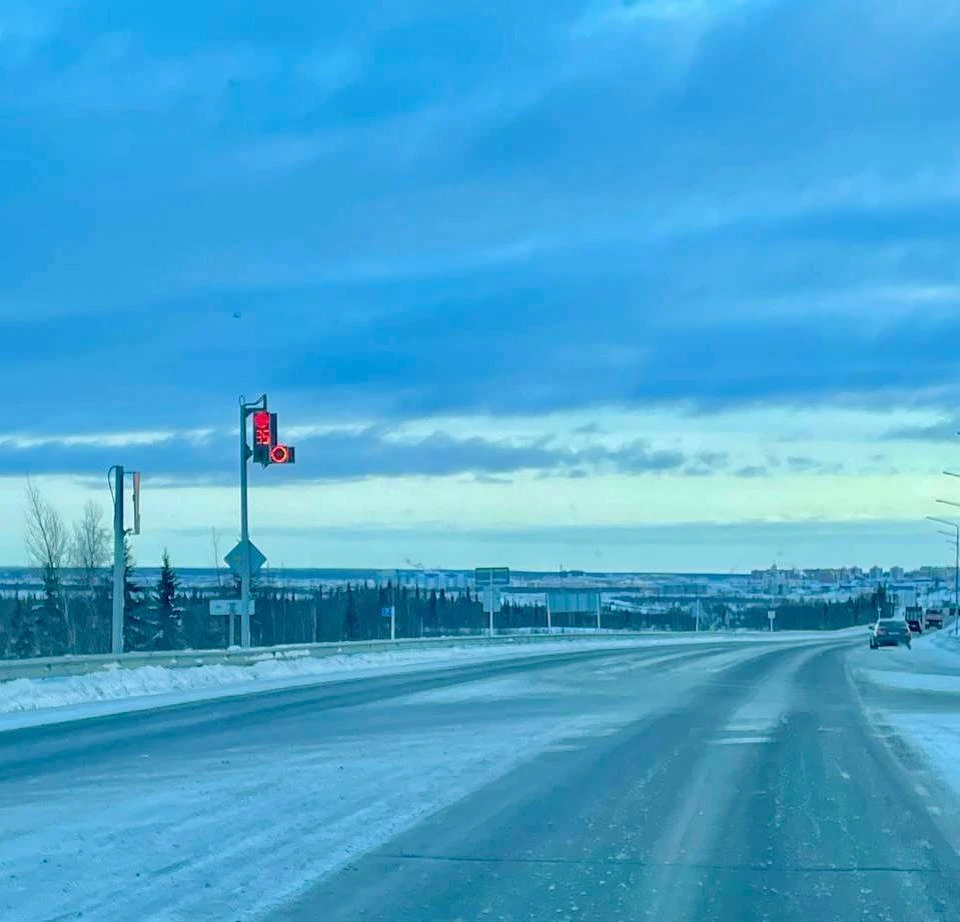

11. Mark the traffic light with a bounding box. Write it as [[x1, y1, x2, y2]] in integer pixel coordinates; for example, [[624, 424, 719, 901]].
[[269, 444, 296, 464], [249, 407, 296, 466], [252, 411, 277, 466]]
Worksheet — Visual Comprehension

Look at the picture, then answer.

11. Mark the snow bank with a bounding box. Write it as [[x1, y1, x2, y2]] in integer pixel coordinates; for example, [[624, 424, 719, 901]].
[[0, 643, 623, 720], [850, 627, 960, 810]]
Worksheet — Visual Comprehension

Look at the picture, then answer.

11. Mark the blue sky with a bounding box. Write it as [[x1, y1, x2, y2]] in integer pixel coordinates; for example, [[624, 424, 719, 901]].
[[3, 0, 960, 570]]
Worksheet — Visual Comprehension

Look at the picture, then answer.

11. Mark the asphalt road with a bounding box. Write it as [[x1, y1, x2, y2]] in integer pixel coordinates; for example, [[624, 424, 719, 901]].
[[3, 636, 959, 922], [278, 640, 960, 922]]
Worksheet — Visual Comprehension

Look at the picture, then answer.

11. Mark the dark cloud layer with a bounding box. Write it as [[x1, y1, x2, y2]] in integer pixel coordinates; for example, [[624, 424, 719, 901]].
[[3, 0, 960, 438], [1, 428, 705, 483]]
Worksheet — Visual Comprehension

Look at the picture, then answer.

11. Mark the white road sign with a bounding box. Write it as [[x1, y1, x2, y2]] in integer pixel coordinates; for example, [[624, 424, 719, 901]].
[[210, 599, 255, 617]]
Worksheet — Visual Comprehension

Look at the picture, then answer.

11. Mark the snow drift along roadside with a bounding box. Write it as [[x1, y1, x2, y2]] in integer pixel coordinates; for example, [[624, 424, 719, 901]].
[[0, 638, 667, 730]]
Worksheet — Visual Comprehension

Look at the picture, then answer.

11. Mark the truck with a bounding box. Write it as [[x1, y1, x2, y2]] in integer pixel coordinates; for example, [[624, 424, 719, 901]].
[[905, 605, 923, 634], [925, 607, 945, 630]]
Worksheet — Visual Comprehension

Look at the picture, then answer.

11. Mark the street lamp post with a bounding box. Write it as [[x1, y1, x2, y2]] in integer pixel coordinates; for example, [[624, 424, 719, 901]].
[[927, 512, 960, 635]]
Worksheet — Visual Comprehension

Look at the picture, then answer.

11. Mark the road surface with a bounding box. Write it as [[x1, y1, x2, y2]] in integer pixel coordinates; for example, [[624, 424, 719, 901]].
[[2, 636, 959, 921]]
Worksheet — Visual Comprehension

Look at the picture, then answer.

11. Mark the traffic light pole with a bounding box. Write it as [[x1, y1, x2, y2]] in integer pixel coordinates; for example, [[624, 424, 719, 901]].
[[239, 400, 251, 648], [239, 396, 265, 648]]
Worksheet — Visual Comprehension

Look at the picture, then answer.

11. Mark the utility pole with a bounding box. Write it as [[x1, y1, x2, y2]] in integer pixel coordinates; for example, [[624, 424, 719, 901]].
[[111, 465, 124, 654], [931, 505, 960, 635], [391, 581, 396, 642]]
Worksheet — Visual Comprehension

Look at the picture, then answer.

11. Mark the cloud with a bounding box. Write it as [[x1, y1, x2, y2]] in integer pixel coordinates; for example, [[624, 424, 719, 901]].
[[3, 0, 960, 444], [880, 419, 960, 442], [0, 426, 699, 483], [734, 465, 769, 478], [784, 456, 818, 473]]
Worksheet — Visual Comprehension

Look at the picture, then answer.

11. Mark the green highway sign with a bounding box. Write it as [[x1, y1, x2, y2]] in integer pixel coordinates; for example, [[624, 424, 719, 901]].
[[475, 567, 510, 586]]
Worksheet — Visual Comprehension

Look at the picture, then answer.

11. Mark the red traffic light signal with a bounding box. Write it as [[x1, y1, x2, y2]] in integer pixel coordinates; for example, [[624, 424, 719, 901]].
[[269, 444, 296, 465], [252, 411, 278, 466]]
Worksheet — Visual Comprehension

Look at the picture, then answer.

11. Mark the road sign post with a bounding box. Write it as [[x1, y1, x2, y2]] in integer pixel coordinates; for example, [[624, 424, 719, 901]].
[[379, 571, 398, 641], [476, 568, 509, 636], [768, 609, 776, 632]]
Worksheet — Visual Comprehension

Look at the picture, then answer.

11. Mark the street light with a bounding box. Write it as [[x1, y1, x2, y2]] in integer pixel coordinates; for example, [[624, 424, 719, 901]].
[[927, 514, 960, 635]]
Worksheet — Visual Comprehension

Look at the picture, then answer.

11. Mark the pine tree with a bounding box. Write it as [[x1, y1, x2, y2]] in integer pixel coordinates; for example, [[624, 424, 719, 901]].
[[123, 538, 159, 650], [10, 594, 36, 659], [35, 563, 67, 656], [156, 549, 183, 650], [344, 583, 360, 640]]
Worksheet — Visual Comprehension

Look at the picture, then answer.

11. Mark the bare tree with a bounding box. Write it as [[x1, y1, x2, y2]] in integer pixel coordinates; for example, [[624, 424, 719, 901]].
[[71, 500, 110, 585], [25, 480, 68, 576], [24, 480, 69, 655], [211, 527, 223, 590], [66, 500, 112, 653]]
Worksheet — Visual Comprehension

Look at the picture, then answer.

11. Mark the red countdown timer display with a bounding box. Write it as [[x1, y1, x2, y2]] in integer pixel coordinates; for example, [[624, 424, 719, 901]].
[[252, 411, 277, 466]]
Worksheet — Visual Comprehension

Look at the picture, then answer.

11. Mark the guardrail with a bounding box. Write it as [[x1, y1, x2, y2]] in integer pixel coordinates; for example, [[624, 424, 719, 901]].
[[0, 631, 658, 682]]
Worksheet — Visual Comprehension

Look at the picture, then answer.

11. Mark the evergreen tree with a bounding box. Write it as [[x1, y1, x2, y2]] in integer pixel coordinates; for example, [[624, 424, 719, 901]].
[[344, 583, 360, 640], [124, 538, 159, 650], [428, 588, 439, 634], [35, 563, 67, 656], [10, 594, 36, 659], [156, 549, 183, 650]]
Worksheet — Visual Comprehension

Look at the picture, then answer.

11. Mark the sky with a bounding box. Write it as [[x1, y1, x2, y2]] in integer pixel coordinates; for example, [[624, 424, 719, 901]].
[[3, 0, 960, 572]]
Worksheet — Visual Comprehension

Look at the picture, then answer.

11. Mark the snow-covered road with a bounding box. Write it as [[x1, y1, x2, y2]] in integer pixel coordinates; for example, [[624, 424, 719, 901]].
[[0, 630, 850, 732], [0, 638, 822, 922], [8, 629, 955, 922]]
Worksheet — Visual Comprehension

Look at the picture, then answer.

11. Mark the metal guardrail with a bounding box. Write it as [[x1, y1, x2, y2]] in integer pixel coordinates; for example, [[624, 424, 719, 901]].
[[0, 631, 658, 682]]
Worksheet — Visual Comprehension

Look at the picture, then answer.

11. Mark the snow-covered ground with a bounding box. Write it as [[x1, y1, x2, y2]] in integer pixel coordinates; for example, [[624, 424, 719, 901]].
[[848, 626, 960, 811], [0, 630, 853, 733]]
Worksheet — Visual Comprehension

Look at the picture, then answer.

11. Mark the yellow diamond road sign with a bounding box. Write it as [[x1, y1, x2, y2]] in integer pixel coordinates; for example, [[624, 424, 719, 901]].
[[224, 540, 267, 578]]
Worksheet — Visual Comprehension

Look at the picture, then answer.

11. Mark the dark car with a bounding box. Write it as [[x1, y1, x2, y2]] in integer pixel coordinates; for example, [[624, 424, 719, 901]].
[[870, 618, 911, 650]]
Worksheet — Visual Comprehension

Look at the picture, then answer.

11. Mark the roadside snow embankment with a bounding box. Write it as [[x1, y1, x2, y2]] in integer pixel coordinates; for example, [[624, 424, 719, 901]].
[[850, 627, 960, 806]]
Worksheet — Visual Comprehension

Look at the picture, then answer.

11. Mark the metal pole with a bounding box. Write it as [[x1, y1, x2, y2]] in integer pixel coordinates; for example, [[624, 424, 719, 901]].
[[228, 614, 236, 647], [111, 465, 125, 654], [596, 593, 601, 632], [695, 597, 701, 633], [546, 594, 552, 632], [955, 527, 959, 635], [488, 576, 494, 637], [239, 401, 251, 648], [391, 582, 396, 641]]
